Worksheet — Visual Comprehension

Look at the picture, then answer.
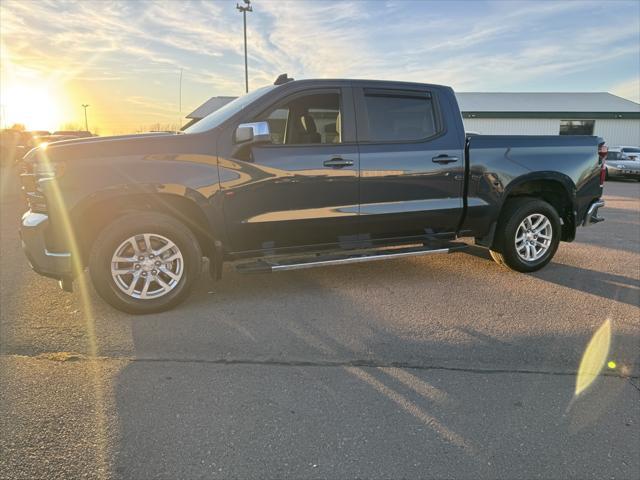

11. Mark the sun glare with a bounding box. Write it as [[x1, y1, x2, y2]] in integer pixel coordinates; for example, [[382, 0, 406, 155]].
[[2, 83, 64, 132]]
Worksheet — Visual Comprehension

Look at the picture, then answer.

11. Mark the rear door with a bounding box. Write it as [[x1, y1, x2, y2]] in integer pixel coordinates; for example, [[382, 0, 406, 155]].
[[220, 87, 360, 253], [354, 84, 465, 243]]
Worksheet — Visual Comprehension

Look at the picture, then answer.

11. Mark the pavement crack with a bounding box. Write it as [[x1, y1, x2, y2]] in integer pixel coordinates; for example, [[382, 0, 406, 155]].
[[115, 356, 640, 379], [2, 353, 638, 379]]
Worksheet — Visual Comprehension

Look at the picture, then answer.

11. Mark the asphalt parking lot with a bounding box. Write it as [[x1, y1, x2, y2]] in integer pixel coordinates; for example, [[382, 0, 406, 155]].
[[1, 168, 638, 480]]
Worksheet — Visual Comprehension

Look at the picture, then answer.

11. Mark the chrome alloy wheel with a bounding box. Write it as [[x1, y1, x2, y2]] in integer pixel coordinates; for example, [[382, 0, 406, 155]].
[[110, 233, 184, 299], [515, 213, 553, 262]]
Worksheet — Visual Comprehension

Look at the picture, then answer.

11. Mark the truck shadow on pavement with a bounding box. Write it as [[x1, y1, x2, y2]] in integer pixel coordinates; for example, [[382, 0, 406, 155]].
[[111, 263, 640, 479], [462, 245, 640, 309]]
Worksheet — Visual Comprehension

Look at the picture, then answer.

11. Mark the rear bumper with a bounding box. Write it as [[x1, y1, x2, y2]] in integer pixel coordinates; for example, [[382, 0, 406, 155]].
[[20, 211, 73, 280], [582, 199, 605, 226], [607, 167, 640, 180]]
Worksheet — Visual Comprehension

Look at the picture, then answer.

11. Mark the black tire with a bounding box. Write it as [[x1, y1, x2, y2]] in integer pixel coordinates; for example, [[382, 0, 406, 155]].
[[89, 212, 202, 314], [605, 168, 609, 180], [489, 197, 561, 273]]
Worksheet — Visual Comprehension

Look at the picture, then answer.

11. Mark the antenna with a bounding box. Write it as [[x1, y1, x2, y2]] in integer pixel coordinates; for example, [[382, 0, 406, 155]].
[[274, 73, 294, 85]]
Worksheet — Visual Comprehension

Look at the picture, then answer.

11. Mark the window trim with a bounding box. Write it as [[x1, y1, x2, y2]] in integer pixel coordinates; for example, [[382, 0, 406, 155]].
[[253, 88, 348, 148], [354, 87, 446, 145]]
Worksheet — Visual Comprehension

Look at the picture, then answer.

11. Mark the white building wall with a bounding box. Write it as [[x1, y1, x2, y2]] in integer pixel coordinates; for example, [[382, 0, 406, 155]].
[[594, 120, 640, 147], [463, 118, 560, 135], [463, 118, 640, 146]]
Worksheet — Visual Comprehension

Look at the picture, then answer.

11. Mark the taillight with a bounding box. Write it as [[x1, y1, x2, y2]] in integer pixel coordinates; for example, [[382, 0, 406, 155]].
[[598, 143, 608, 161], [598, 142, 607, 186]]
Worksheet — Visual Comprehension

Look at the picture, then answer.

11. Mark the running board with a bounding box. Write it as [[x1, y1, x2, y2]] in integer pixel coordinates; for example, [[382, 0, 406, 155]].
[[235, 242, 468, 274]]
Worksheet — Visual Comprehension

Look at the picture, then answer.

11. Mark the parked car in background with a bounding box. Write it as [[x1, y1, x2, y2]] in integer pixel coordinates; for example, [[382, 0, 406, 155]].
[[8, 130, 51, 164], [34, 134, 85, 146], [606, 147, 640, 181], [619, 146, 640, 161], [53, 130, 94, 138]]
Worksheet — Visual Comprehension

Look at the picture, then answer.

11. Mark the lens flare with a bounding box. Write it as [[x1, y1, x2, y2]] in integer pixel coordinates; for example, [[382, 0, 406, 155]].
[[34, 146, 110, 479], [575, 319, 612, 397]]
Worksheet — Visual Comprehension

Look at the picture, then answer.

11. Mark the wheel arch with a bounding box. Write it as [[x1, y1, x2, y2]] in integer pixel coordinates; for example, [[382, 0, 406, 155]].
[[490, 173, 577, 250], [71, 186, 219, 266]]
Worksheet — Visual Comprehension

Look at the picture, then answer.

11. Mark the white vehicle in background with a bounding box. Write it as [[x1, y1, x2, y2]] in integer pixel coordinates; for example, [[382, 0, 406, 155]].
[[618, 146, 640, 160], [606, 147, 640, 181]]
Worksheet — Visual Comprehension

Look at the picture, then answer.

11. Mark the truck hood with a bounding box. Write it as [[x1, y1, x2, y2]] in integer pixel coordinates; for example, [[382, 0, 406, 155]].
[[24, 131, 205, 165]]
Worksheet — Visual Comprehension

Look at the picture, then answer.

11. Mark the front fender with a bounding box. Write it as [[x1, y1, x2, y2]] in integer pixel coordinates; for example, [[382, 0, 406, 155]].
[[46, 154, 226, 256]]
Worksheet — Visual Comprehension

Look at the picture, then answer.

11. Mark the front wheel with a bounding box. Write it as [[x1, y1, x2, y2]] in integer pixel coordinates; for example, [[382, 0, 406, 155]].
[[489, 198, 561, 272], [89, 212, 202, 314]]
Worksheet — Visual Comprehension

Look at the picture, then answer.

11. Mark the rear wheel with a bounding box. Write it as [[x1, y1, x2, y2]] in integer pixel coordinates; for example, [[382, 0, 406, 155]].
[[89, 212, 202, 314], [489, 197, 561, 272]]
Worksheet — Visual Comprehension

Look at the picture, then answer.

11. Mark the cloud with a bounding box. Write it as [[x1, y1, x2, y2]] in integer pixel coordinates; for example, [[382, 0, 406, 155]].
[[125, 95, 178, 114], [611, 78, 640, 103], [1, 0, 638, 132]]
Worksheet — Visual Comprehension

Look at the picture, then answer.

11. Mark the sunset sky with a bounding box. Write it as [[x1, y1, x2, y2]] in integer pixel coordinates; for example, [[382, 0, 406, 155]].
[[1, 0, 639, 135]]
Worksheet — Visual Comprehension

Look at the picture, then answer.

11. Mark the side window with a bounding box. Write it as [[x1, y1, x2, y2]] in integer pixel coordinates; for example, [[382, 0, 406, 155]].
[[363, 91, 437, 142], [264, 93, 341, 145], [266, 108, 288, 144]]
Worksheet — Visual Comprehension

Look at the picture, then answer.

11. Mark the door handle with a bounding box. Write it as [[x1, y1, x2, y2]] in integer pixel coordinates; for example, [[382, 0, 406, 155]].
[[432, 155, 459, 164], [324, 157, 354, 168]]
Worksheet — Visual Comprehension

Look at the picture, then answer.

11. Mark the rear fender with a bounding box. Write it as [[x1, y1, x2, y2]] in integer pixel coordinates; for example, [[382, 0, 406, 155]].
[[483, 172, 577, 249]]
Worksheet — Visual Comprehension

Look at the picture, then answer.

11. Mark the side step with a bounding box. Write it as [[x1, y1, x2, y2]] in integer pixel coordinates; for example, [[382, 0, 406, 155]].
[[236, 242, 468, 274]]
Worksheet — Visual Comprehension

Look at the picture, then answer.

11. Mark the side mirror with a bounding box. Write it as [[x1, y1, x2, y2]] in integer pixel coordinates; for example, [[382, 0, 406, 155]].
[[234, 121, 271, 145]]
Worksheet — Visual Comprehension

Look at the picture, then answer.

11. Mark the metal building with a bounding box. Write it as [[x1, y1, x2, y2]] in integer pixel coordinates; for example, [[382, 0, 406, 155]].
[[184, 91, 640, 146], [456, 92, 640, 146], [181, 96, 237, 130]]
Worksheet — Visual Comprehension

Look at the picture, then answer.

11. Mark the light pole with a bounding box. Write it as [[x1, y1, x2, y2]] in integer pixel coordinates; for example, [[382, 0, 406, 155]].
[[236, 0, 252, 93], [81, 104, 90, 132], [178, 68, 183, 131]]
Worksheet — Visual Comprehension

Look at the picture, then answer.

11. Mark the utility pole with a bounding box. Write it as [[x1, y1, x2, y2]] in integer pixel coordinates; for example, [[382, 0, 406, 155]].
[[236, 0, 252, 93], [81, 104, 90, 132]]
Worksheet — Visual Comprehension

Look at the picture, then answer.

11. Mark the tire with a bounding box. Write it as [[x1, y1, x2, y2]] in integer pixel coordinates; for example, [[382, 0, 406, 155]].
[[489, 197, 561, 273], [605, 168, 609, 180], [89, 212, 202, 314]]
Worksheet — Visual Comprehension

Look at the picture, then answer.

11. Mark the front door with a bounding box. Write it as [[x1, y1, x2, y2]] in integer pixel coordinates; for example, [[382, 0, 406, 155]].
[[221, 88, 360, 253], [354, 85, 465, 243]]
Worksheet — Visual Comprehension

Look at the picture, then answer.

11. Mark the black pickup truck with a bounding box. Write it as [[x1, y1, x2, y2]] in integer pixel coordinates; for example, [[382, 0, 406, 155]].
[[20, 76, 607, 313]]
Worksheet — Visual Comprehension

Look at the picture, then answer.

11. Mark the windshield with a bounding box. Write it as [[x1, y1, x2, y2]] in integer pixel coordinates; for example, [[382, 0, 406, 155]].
[[184, 85, 276, 134]]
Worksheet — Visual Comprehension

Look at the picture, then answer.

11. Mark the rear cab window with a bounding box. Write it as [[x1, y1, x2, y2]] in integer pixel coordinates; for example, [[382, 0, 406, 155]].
[[360, 88, 439, 142]]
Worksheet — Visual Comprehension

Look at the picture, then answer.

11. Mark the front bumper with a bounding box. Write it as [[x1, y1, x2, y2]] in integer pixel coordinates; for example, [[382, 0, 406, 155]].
[[20, 211, 72, 280], [582, 199, 605, 226]]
